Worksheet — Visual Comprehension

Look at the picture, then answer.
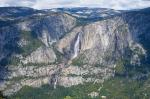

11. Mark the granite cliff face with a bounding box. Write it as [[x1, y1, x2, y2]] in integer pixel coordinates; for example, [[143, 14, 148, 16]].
[[0, 7, 150, 96], [57, 14, 147, 66]]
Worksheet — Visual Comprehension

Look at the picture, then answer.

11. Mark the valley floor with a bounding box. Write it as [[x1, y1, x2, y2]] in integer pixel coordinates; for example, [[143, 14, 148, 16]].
[[9, 75, 150, 99]]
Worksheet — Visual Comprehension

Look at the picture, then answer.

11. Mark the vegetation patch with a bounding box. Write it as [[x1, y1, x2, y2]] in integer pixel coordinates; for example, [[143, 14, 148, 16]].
[[8, 56, 20, 66], [115, 59, 126, 75], [19, 30, 43, 57], [21, 62, 57, 67], [6, 30, 44, 66], [52, 46, 64, 64], [0, 91, 6, 99], [71, 54, 87, 66], [9, 83, 102, 99]]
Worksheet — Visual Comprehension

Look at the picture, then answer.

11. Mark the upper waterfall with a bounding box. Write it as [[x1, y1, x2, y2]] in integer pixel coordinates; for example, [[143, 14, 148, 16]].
[[72, 33, 81, 59]]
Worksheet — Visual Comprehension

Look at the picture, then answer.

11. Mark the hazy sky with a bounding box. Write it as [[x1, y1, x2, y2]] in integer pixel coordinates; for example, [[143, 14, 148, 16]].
[[0, 0, 150, 10]]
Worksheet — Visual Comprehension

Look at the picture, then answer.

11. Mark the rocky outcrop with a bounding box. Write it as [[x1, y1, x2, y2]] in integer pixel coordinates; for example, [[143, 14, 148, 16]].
[[0, 64, 114, 96], [17, 13, 77, 46], [21, 47, 56, 64], [88, 92, 99, 98]]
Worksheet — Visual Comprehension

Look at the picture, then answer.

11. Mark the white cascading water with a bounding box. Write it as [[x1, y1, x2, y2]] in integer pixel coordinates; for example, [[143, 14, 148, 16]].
[[53, 75, 58, 89], [72, 33, 80, 59]]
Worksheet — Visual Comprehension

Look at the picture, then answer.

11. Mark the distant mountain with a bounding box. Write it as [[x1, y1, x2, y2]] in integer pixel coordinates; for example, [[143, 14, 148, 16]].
[[0, 7, 45, 18], [48, 7, 123, 19]]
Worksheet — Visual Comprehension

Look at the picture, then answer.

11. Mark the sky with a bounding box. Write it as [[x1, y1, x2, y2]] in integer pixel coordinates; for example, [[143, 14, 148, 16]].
[[0, 0, 150, 10]]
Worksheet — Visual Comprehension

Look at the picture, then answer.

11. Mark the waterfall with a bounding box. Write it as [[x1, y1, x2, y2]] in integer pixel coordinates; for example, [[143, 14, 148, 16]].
[[53, 75, 58, 89], [72, 33, 81, 59]]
